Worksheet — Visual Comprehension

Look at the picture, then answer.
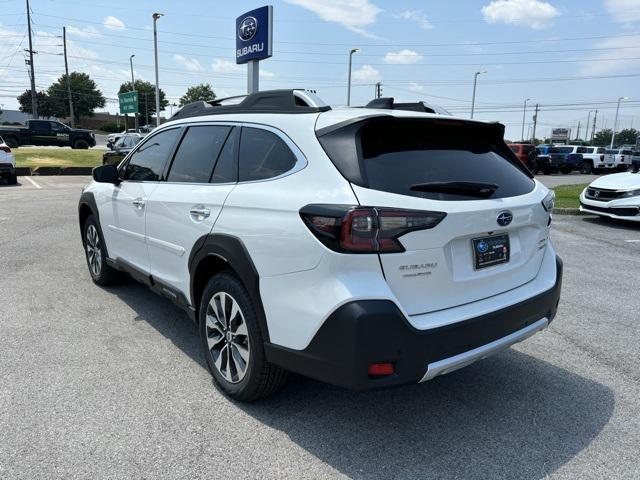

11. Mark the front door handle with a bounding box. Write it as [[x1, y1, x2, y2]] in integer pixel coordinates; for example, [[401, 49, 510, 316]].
[[190, 206, 211, 221], [132, 198, 145, 209]]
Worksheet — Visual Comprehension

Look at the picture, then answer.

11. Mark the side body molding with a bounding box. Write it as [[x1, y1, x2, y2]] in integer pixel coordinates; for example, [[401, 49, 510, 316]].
[[188, 233, 270, 342]]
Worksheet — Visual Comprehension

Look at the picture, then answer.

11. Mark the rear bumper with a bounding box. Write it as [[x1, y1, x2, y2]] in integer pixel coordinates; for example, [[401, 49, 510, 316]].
[[265, 256, 563, 390]]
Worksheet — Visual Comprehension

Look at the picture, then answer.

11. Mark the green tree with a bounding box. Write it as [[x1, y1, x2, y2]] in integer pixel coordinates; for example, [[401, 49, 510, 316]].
[[179, 83, 216, 106], [118, 80, 168, 125], [17, 89, 59, 119], [614, 128, 639, 146], [46, 72, 105, 124], [592, 129, 612, 147]]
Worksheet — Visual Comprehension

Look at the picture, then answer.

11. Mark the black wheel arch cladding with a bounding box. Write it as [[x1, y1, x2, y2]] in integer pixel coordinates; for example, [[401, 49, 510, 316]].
[[189, 233, 270, 342]]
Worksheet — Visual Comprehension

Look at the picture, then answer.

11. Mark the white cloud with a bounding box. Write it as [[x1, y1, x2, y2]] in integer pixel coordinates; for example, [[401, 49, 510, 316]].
[[580, 35, 640, 75], [352, 64, 380, 83], [173, 54, 203, 72], [67, 26, 102, 38], [393, 10, 433, 29], [103, 16, 125, 30], [284, 0, 381, 37], [407, 82, 424, 92], [211, 58, 243, 74], [259, 69, 275, 79], [604, 0, 640, 23], [384, 49, 424, 64], [481, 0, 560, 29]]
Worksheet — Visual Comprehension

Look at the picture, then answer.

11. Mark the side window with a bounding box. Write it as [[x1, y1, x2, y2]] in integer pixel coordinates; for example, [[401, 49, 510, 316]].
[[31, 121, 51, 135], [238, 127, 298, 182], [211, 126, 238, 184], [51, 122, 65, 133], [167, 125, 230, 183], [123, 128, 181, 181]]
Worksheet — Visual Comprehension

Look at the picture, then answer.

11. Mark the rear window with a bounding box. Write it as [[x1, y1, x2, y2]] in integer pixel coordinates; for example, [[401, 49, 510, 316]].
[[550, 147, 573, 153], [522, 145, 535, 153], [577, 147, 591, 154], [621, 150, 634, 155], [318, 118, 534, 201], [606, 149, 619, 154]]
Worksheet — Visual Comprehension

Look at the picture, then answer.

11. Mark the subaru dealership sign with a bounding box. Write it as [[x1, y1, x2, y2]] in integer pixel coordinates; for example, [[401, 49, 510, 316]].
[[236, 6, 273, 64]]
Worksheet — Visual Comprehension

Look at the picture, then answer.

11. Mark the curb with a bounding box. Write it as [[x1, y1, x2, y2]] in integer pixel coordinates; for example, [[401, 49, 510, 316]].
[[22, 166, 95, 176], [552, 208, 588, 215]]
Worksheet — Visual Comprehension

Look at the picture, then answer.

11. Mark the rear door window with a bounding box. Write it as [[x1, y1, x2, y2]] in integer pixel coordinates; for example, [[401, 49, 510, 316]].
[[167, 125, 231, 183], [238, 127, 297, 182], [319, 118, 534, 201]]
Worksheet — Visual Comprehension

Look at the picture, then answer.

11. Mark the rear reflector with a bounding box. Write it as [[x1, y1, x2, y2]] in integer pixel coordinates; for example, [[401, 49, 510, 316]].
[[368, 363, 394, 376]]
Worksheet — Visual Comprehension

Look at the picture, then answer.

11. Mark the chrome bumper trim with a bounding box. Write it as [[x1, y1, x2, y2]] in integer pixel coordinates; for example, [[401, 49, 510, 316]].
[[420, 317, 549, 382]]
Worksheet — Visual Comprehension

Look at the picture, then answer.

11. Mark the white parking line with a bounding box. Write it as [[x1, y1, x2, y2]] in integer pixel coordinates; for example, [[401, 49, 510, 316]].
[[23, 177, 42, 189], [625, 239, 640, 243]]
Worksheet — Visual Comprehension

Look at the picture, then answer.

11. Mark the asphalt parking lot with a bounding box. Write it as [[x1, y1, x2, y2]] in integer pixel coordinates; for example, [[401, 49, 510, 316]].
[[1, 176, 639, 479]]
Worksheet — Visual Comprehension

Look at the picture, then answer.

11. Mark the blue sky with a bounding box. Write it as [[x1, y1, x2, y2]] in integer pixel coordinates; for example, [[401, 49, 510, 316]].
[[1, 0, 639, 140]]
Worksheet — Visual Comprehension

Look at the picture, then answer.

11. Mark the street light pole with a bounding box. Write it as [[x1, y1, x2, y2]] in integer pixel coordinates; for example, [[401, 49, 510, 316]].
[[129, 54, 137, 131], [152, 13, 163, 128], [63, 26, 75, 127], [470, 70, 486, 119], [346, 48, 359, 106], [521, 98, 530, 142], [610, 96, 628, 149]]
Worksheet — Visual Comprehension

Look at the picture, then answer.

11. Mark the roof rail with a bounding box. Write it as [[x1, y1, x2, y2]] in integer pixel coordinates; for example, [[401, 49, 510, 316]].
[[365, 97, 451, 116], [170, 89, 331, 120]]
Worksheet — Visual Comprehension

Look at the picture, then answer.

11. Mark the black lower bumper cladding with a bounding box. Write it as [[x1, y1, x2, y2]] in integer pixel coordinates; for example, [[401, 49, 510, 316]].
[[265, 256, 563, 391]]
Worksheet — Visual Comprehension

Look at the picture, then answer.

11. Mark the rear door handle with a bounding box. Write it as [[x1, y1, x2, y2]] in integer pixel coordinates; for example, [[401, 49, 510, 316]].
[[132, 198, 145, 209], [190, 206, 211, 221]]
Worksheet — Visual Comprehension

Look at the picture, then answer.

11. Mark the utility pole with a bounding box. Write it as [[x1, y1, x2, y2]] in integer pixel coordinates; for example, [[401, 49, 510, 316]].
[[25, 0, 37, 118], [144, 92, 149, 127], [346, 48, 359, 106], [611, 96, 628, 149], [130, 54, 138, 131], [575, 121, 581, 141], [591, 110, 597, 143], [62, 27, 74, 127], [585, 111, 592, 143], [521, 98, 530, 142], [470, 70, 486, 119], [531, 103, 539, 143], [152, 13, 163, 127], [375, 82, 382, 99]]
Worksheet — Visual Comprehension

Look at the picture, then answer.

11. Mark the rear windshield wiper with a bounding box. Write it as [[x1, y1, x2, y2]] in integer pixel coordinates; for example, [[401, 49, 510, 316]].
[[410, 181, 499, 198]]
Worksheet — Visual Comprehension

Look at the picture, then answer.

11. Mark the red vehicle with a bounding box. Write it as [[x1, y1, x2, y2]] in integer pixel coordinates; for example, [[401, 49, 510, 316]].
[[508, 143, 538, 173]]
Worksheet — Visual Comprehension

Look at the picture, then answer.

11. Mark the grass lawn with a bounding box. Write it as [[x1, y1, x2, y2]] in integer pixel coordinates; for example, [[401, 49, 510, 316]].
[[14, 148, 102, 168], [552, 184, 588, 209]]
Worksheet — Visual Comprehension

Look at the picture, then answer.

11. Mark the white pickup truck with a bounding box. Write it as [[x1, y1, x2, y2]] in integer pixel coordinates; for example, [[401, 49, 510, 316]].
[[605, 148, 640, 172], [577, 146, 611, 174]]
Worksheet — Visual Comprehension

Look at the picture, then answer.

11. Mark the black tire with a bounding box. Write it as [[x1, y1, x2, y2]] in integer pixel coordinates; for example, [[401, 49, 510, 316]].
[[542, 168, 552, 175], [73, 139, 89, 149], [7, 173, 17, 185], [199, 271, 288, 402], [82, 215, 121, 286], [4, 137, 18, 149], [579, 161, 593, 174]]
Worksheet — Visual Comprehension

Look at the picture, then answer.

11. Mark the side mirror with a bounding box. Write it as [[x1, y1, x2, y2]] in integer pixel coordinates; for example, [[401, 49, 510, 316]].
[[92, 164, 119, 184]]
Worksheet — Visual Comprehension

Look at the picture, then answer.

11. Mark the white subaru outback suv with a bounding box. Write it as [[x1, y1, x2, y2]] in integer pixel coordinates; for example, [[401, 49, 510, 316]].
[[78, 90, 562, 401]]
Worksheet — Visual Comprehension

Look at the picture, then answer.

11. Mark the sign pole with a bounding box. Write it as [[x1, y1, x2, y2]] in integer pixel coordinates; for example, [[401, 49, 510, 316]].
[[236, 6, 272, 95], [248, 60, 259, 94]]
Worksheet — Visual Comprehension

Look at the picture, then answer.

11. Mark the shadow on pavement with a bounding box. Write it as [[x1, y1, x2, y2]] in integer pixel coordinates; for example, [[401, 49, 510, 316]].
[[581, 215, 640, 231], [113, 282, 614, 480]]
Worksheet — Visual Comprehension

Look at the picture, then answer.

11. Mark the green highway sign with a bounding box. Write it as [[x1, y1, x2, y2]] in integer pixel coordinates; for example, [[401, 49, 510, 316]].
[[119, 91, 139, 114]]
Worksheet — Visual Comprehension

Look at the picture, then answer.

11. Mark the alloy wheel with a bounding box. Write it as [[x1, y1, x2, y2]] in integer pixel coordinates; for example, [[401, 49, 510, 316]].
[[85, 224, 102, 277], [205, 292, 250, 383]]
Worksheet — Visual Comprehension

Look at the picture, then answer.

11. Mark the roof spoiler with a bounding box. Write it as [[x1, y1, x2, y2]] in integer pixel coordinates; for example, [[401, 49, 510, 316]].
[[365, 97, 451, 116]]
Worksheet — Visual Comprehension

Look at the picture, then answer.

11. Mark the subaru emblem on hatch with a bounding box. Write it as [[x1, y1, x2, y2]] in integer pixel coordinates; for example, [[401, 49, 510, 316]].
[[238, 16, 258, 41], [496, 211, 513, 227]]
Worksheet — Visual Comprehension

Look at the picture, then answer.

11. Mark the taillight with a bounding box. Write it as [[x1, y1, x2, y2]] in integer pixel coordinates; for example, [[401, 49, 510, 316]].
[[300, 205, 446, 253], [600, 154, 604, 161], [621, 156, 625, 162], [0, 146, 11, 153]]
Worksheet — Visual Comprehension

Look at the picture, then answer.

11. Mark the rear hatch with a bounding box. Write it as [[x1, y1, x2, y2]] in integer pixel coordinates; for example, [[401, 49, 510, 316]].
[[317, 115, 550, 316]]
